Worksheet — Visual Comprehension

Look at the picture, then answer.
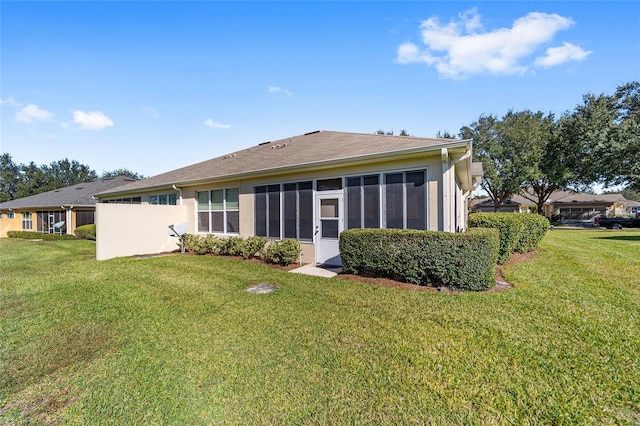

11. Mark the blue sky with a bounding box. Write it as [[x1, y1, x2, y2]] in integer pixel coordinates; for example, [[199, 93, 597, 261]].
[[1, 1, 639, 178]]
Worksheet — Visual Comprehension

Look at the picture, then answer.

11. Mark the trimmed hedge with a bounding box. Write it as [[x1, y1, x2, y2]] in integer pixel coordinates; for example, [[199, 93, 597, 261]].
[[340, 228, 499, 291], [75, 224, 96, 240], [513, 214, 549, 253], [182, 234, 299, 265], [7, 231, 76, 241], [261, 239, 302, 266], [468, 213, 549, 263]]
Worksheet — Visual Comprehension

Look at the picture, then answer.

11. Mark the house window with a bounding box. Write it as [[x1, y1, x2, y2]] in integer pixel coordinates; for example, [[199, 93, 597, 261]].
[[197, 189, 239, 234], [103, 197, 141, 204], [347, 170, 427, 230], [7, 212, 15, 219], [255, 181, 313, 241], [150, 194, 177, 205], [22, 212, 33, 230]]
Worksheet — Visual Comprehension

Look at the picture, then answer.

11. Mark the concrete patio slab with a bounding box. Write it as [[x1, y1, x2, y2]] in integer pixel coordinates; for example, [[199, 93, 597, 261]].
[[289, 264, 342, 278]]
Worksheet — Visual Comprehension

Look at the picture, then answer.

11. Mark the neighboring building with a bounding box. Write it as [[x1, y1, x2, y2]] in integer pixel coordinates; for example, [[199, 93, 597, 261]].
[[470, 190, 631, 224], [623, 199, 640, 215], [0, 176, 137, 237], [470, 194, 534, 214], [95, 130, 483, 264]]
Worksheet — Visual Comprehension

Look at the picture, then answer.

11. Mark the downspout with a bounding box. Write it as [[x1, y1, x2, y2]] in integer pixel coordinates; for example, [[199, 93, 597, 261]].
[[172, 185, 183, 205], [441, 148, 451, 232]]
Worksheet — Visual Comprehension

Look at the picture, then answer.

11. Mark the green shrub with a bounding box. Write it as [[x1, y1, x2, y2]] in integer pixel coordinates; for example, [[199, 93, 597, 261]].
[[261, 239, 302, 266], [513, 214, 549, 253], [468, 213, 525, 264], [182, 234, 206, 254], [201, 234, 220, 255], [217, 236, 244, 256], [340, 228, 499, 291], [7, 231, 76, 241], [75, 224, 96, 240], [240, 236, 268, 259]]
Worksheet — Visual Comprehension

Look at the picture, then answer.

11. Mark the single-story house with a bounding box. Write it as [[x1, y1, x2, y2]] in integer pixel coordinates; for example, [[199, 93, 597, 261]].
[[470, 190, 631, 223], [94, 130, 483, 264], [470, 194, 534, 214], [0, 176, 136, 237]]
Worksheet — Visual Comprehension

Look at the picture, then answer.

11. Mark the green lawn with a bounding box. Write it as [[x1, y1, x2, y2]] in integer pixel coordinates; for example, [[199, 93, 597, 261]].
[[1, 229, 639, 425]]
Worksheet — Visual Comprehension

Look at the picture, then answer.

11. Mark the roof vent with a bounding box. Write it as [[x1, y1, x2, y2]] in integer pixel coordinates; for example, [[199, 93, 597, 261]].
[[258, 141, 271, 146], [270, 143, 288, 150], [224, 153, 237, 159], [304, 130, 321, 136], [75, 187, 84, 190]]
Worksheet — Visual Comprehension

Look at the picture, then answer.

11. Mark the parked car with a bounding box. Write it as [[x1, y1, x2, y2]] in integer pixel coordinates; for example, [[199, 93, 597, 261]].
[[595, 216, 640, 229]]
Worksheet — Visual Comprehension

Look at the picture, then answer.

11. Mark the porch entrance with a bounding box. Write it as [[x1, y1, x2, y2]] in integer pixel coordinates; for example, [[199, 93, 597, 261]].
[[315, 191, 343, 266]]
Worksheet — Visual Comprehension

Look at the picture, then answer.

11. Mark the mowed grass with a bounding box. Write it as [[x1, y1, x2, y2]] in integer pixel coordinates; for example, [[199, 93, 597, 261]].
[[0, 229, 639, 425]]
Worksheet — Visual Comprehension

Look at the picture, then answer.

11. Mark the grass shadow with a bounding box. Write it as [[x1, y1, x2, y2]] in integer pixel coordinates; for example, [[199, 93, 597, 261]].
[[591, 235, 640, 242]]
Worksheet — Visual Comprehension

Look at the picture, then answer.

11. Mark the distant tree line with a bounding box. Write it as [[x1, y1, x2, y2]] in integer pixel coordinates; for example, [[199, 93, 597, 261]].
[[0, 154, 144, 202], [460, 81, 639, 211]]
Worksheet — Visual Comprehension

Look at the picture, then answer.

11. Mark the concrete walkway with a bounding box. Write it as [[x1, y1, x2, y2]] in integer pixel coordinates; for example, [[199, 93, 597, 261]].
[[289, 264, 342, 278]]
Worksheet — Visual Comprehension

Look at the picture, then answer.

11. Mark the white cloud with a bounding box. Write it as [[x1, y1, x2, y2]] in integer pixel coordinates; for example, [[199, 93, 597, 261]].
[[268, 85, 292, 96], [204, 118, 231, 129], [535, 42, 592, 67], [1, 96, 21, 107], [16, 104, 54, 123], [397, 8, 590, 78], [72, 110, 114, 130]]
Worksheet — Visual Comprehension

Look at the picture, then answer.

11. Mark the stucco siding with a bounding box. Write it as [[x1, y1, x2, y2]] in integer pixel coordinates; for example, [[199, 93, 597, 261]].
[[96, 203, 190, 260]]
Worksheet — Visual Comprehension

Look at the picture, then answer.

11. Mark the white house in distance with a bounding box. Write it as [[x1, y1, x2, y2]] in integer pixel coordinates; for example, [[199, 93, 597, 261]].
[[95, 130, 483, 264]]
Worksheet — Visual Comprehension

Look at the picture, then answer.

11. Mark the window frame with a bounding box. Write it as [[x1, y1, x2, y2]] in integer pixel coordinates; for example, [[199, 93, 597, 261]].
[[254, 180, 313, 242], [21, 212, 33, 230], [196, 188, 240, 235]]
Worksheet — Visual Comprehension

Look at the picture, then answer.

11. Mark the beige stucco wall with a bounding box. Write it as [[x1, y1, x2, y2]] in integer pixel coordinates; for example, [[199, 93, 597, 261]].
[[0, 213, 21, 237], [96, 203, 191, 260]]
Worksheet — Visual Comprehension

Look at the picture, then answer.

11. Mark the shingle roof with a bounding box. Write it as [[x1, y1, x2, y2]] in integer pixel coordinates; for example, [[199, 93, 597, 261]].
[[96, 130, 472, 196], [0, 176, 137, 210], [552, 193, 625, 204]]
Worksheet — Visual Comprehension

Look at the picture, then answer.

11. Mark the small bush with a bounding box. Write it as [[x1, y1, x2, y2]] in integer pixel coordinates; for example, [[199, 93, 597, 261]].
[[217, 236, 244, 256], [468, 213, 525, 264], [202, 234, 220, 255], [182, 234, 206, 254], [75, 224, 96, 240], [261, 239, 302, 266], [240, 236, 268, 259], [340, 228, 499, 291], [7, 231, 76, 241]]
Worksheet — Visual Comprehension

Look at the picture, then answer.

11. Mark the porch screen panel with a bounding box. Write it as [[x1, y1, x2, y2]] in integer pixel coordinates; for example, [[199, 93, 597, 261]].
[[385, 173, 404, 229], [346, 177, 362, 229], [76, 210, 95, 227], [267, 185, 281, 239], [283, 183, 297, 239], [405, 171, 426, 229], [298, 182, 313, 241], [363, 175, 380, 228], [255, 186, 267, 237]]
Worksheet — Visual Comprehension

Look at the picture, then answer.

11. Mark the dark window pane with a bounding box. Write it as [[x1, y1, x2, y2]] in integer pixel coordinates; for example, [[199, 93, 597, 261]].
[[321, 219, 339, 238], [385, 173, 404, 229], [197, 191, 209, 210], [406, 171, 426, 229], [198, 212, 210, 233], [363, 179, 380, 228], [212, 211, 224, 233], [284, 187, 297, 238], [132, 197, 142, 204], [346, 179, 361, 229], [298, 185, 313, 241], [299, 181, 312, 191], [268, 191, 280, 238], [168, 194, 177, 205], [76, 210, 95, 227], [255, 192, 267, 236], [227, 211, 239, 234], [317, 178, 342, 191], [255, 186, 267, 194]]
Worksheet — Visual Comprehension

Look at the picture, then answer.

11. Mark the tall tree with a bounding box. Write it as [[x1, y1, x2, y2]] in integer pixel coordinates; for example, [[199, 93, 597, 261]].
[[44, 158, 97, 189], [461, 110, 547, 211], [0, 154, 20, 202], [101, 168, 145, 180], [519, 114, 574, 214]]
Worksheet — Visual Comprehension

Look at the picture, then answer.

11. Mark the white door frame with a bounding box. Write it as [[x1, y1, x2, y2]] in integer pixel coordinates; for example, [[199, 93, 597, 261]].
[[315, 190, 344, 266]]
